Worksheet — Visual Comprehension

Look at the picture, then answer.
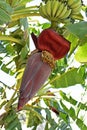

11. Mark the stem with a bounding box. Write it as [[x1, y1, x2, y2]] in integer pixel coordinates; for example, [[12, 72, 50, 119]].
[[0, 35, 21, 44], [5, 91, 17, 111], [11, 13, 40, 21], [13, 5, 39, 14], [36, 95, 60, 100], [14, 8, 39, 14], [50, 21, 58, 31]]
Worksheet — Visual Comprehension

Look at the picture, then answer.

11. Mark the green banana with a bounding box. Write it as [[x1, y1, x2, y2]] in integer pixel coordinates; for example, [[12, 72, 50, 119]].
[[55, 2, 65, 19], [71, 5, 81, 14], [71, 13, 83, 20], [67, 0, 75, 6], [51, 0, 60, 17], [70, 0, 81, 9], [46, 0, 52, 17], [66, 0, 82, 19], [58, 4, 68, 19], [61, 9, 72, 19], [39, 4, 48, 19]]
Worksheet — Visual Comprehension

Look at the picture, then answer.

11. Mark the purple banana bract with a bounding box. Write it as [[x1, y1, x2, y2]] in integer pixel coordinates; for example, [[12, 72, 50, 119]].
[[17, 52, 51, 110]]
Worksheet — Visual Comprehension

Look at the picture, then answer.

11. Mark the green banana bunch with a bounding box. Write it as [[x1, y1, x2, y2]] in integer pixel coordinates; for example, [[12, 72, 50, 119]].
[[39, 0, 72, 22], [67, 0, 82, 15], [39, 0, 82, 22], [54, 2, 71, 20]]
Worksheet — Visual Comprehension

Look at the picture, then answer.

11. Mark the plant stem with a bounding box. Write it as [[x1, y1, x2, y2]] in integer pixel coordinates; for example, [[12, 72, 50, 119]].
[[11, 13, 40, 21], [5, 91, 17, 111], [0, 35, 21, 44], [51, 21, 58, 31], [14, 8, 39, 14]]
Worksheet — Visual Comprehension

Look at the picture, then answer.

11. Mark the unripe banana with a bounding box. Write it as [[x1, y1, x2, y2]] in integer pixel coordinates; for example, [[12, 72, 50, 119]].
[[67, 0, 82, 19], [46, 0, 52, 18], [70, 0, 81, 9], [61, 9, 72, 19], [67, 0, 75, 6], [39, 4, 49, 19], [55, 2, 65, 18], [51, 0, 60, 17], [71, 13, 83, 20], [71, 5, 81, 14], [57, 5, 68, 19]]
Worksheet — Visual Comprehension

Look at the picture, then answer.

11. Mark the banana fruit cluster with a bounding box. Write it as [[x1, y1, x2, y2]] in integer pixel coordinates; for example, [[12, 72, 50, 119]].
[[39, 0, 82, 22], [39, 0, 71, 21], [67, 0, 82, 19]]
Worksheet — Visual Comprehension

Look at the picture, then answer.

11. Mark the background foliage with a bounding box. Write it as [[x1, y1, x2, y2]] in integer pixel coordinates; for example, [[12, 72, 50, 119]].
[[0, 0, 87, 130]]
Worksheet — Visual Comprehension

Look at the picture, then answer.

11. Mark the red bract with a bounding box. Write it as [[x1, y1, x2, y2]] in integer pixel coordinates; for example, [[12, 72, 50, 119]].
[[32, 29, 70, 60]]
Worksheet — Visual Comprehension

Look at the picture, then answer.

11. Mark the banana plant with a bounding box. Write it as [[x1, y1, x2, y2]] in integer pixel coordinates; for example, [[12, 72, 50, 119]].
[[0, 0, 87, 130]]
